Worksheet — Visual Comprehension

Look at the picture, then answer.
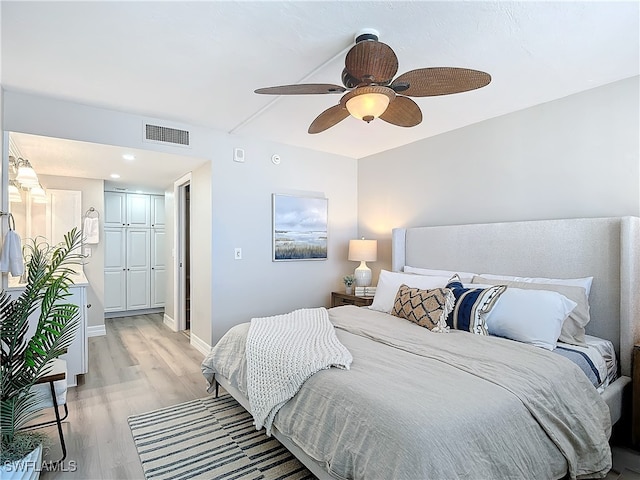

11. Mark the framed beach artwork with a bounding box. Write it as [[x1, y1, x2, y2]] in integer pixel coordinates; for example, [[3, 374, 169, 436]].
[[272, 194, 328, 261]]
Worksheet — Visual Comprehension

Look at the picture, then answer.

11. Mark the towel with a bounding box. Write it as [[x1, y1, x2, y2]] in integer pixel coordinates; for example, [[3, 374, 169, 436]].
[[83, 217, 99, 244], [0, 230, 24, 276]]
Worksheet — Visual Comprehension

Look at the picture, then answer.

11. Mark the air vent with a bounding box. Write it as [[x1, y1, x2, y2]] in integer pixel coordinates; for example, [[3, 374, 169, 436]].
[[144, 123, 190, 146]]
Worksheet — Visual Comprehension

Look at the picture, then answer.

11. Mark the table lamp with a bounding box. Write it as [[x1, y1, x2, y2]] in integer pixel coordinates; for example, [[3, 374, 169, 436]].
[[348, 238, 377, 287]]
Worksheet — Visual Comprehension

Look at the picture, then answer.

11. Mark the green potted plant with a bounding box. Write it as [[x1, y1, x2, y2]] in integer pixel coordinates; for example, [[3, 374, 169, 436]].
[[343, 274, 356, 295], [1, 228, 82, 477]]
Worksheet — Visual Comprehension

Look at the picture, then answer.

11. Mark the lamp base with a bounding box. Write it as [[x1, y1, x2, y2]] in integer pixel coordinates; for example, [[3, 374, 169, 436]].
[[354, 261, 372, 287]]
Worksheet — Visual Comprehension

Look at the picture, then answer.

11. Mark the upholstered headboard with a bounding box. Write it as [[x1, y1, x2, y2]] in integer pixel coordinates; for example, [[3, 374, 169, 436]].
[[391, 216, 640, 377]]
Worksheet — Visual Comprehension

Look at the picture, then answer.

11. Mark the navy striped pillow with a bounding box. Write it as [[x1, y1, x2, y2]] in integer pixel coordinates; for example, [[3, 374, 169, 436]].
[[446, 275, 506, 335]]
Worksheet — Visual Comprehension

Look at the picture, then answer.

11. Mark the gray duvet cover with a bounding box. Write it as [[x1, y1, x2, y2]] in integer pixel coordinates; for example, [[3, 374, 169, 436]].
[[202, 305, 612, 480]]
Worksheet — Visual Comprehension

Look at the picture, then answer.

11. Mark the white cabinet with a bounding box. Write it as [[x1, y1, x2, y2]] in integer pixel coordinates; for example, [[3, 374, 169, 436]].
[[104, 227, 152, 312], [7, 282, 87, 388], [126, 229, 151, 310], [104, 192, 126, 227], [105, 192, 153, 227], [151, 195, 165, 228], [104, 192, 165, 314], [127, 194, 151, 228], [64, 285, 88, 387], [151, 228, 165, 308], [104, 228, 126, 312]]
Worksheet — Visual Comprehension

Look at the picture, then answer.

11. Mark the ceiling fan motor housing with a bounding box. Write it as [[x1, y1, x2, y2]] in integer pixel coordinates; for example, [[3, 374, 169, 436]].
[[341, 68, 360, 89], [355, 32, 379, 43]]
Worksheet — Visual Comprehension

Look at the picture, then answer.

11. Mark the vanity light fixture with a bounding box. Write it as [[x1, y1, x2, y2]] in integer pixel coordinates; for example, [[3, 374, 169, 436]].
[[8, 180, 22, 203], [15, 158, 39, 187], [30, 183, 47, 204]]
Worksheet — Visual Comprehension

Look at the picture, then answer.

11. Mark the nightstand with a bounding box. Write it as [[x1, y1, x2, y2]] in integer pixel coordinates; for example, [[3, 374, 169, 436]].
[[633, 344, 640, 449], [331, 292, 374, 308]]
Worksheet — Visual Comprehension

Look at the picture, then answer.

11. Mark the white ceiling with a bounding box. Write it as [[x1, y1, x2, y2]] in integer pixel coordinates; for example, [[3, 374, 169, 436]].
[[2, 1, 639, 188]]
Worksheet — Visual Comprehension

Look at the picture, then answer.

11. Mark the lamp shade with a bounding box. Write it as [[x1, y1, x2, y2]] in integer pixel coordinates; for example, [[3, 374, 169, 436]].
[[348, 239, 377, 262], [343, 86, 395, 123]]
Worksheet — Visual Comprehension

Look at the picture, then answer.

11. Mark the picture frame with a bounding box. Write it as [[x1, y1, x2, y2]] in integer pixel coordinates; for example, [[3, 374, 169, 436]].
[[272, 194, 328, 261]]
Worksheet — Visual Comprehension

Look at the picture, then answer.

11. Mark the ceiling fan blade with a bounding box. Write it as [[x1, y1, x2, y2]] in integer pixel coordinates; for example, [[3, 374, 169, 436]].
[[392, 68, 491, 97], [255, 84, 346, 95], [379, 96, 422, 127], [345, 41, 398, 85], [308, 105, 350, 134]]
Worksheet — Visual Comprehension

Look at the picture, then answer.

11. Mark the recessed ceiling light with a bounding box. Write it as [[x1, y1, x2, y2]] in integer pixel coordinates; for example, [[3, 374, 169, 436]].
[[110, 173, 121, 179], [122, 154, 135, 161]]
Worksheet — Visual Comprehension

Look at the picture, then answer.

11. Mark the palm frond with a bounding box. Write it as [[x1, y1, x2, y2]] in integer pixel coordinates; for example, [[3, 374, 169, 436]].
[[1, 227, 83, 449]]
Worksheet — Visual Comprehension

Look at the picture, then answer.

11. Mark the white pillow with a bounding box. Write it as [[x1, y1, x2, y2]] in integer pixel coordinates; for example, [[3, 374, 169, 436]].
[[478, 273, 593, 297], [370, 270, 451, 313], [473, 276, 590, 346], [403, 266, 476, 284], [485, 288, 577, 350]]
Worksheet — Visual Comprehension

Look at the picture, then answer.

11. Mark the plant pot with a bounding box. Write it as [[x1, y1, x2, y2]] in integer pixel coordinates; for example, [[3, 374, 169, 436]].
[[345, 285, 353, 295], [0, 443, 42, 480]]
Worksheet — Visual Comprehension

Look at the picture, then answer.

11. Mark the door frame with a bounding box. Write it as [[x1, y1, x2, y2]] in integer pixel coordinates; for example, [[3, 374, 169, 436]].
[[173, 172, 191, 332]]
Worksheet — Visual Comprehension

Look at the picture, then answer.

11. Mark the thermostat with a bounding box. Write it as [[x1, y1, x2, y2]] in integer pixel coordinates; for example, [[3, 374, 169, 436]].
[[233, 148, 245, 163]]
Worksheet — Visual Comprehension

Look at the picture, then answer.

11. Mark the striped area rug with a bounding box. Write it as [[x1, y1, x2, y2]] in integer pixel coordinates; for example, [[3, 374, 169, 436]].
[[128, 394, 315, 480]]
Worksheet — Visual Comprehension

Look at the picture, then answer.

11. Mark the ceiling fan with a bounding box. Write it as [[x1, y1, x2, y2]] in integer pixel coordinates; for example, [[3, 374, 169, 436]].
[[255, 29, 491, 134]]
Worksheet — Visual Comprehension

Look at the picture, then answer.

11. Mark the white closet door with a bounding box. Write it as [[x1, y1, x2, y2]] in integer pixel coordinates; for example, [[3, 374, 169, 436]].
[[104, 191, 126, 227], [151, 229, 165, 268], [151, 195, 165, 228], [151, 228, 165, 307], [126, 193, 151, 228], [104, 228, 126, 312], [126, 228, 150, 309], [151, 268, 166, 308]]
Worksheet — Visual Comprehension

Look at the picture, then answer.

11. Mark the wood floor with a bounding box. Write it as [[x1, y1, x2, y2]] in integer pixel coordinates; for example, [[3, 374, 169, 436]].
[[37, 313, 640, 480], [40, 313, 207, 479]]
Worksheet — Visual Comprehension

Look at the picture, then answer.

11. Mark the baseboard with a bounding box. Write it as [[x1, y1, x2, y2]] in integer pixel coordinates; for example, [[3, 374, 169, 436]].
[[105, 307, 164, 319], [87, 325, 107, 337], [190, 332, 211, 357], [163, 313, 177, 332]]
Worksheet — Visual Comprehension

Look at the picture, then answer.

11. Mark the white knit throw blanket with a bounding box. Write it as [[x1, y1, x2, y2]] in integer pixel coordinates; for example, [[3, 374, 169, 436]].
[[246, 307, 352, 435]]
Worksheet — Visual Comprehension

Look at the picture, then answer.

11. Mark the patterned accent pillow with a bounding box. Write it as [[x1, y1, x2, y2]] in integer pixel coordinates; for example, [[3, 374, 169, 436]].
[[446, 275, 506, 335], [391, 284, 455, 332]]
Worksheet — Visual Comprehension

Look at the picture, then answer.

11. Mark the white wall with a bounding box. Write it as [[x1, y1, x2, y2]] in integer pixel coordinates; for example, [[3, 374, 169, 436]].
[[208, 134, 358, 346], [190, 161, 212, 346], [358, 76, 640, 277], [2, 91, 359, 348], [163, 185, 175, 324], [0, 89, 6, 288]]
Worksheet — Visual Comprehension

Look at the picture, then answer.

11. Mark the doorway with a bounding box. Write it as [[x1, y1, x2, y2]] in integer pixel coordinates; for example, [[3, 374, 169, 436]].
[[175, 173, 192, 333]]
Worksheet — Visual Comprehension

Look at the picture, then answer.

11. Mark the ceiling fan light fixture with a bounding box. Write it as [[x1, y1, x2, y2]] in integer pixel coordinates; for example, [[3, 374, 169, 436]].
[[344, 86, 395, 123]]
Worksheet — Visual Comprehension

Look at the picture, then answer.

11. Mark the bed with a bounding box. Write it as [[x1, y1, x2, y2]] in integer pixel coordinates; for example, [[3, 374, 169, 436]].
[[202, 216, 640, 480]]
